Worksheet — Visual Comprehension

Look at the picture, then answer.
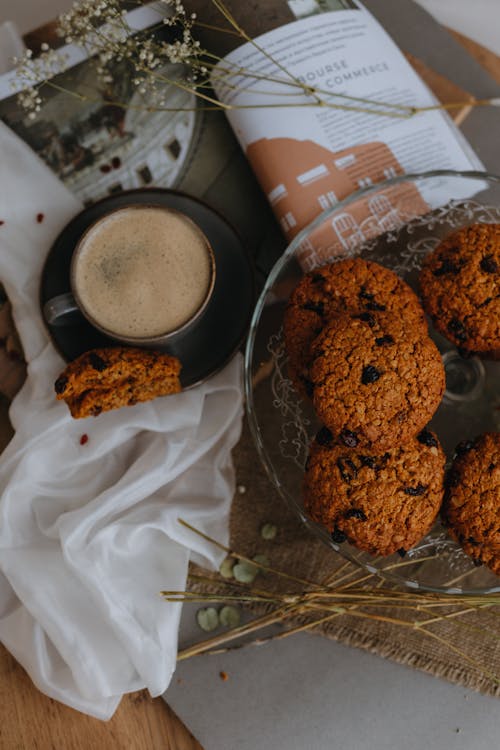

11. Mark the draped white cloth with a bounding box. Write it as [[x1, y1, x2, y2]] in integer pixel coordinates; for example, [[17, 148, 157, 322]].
[[0, 118, 243, 719]]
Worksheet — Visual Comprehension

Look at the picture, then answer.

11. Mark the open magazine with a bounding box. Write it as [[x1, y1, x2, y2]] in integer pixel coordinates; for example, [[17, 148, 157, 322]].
[[211, 0, 484, 268], [0, 0, 483, 260]]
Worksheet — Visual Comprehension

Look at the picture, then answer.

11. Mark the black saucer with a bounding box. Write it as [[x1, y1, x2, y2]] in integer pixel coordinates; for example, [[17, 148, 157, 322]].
[[40, 188, 255, 388]]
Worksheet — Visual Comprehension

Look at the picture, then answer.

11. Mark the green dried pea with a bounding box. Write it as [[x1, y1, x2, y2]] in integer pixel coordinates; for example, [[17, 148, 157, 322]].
[[232, 560, 258, 584], [219, 605, 241, 628], [260, 523, 277, 541], [219, 556, 235, 579], [196, 607, 219, 632], [233, 554, 270, 583]]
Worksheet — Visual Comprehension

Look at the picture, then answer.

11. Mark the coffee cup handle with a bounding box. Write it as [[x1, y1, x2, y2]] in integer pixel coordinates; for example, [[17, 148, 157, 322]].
[[43, 293, 81, 326]]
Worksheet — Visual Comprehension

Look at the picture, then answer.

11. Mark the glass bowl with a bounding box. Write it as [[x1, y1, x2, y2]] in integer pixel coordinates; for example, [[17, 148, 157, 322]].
[[244, 170, 500, 594]]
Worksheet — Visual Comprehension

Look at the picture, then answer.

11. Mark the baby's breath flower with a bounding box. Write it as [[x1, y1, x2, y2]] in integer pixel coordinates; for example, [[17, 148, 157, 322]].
[[15, 46, 69, 114], [16, 83, 45, 119], [14, 0, 202, 114], [18, 0, 356, 121]]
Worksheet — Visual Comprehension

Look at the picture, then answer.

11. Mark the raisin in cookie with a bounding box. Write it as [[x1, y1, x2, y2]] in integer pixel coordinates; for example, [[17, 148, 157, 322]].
[[442, 432, 500, 574], [55, 347, 181, 418], [420, 223, 500, 357], [309, 312, 445, 451], [303, 427, 445, 556], [283, 257, 427, 393]]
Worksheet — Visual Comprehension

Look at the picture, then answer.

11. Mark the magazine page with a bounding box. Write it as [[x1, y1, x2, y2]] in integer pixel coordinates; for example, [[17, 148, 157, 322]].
[[0, 4, 199, 205], [211, 0, 484, 267]]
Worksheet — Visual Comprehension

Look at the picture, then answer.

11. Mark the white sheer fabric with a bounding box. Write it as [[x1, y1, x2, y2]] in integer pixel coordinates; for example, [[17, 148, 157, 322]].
[[0, 121, 243, 719]]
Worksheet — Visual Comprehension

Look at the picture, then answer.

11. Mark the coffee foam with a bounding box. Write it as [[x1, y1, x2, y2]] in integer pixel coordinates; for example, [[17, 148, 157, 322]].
[[75, 207, 212, 338]]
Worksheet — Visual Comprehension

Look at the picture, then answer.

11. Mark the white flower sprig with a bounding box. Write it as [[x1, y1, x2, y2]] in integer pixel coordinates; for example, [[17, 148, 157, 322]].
[[14, 0, 207, 116], [13, 47, 69, 118], [12, 0, 496, 121]]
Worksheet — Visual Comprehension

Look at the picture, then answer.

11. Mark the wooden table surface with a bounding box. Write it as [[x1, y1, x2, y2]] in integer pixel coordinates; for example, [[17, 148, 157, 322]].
[[0, 28, 498, 750]]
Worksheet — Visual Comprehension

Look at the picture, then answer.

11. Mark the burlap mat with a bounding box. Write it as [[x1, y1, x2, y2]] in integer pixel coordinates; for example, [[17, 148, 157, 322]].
[[188, 417, 500, 699]]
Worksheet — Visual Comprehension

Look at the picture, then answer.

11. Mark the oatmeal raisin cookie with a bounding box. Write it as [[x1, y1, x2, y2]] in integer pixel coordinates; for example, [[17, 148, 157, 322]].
[[303, 427, 445, 556], [54, 347, 182, 418], [309, 312, 444, 451], [442, 432, 500, 574], [284, 257, 427, 393], [420, 223, 500, 357]]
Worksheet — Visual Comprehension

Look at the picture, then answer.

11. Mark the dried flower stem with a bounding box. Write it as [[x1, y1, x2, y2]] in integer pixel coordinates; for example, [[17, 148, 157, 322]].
[[207, 0, 414, 116], [171, 520, 500, 683], [410, 98, 495, 114], [416, 627, 500, 684], [177, 603, 298, 661], [203, 53, 415, 113], [14, 0, 497, 121], [209, 0, 303, 94], [174, 587, 500, 681], [197, 610, 346, 657], [178, 518, 320, 589]]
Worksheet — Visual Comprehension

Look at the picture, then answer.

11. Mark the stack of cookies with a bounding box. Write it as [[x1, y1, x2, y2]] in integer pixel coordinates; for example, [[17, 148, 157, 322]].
[[284, 222, 500, 567], [284, 256, 446, 557]]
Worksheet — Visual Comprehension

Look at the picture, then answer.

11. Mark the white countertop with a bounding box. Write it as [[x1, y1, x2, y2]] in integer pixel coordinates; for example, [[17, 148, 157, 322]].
[[1, 1, 499, 748]]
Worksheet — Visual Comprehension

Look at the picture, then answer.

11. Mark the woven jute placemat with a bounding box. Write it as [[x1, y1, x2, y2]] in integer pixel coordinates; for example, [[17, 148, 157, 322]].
[[188, 417, 500, 699]]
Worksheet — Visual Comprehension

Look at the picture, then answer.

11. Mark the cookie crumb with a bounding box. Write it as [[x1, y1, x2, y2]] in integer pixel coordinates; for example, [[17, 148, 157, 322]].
[[36, 213, 44, 223], [219, 671, 229, 681], [79, 434, 89, 445]]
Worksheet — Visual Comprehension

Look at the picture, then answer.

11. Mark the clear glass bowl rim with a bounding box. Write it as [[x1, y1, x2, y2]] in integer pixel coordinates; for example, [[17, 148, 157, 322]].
[[244, 168, 500, 593]]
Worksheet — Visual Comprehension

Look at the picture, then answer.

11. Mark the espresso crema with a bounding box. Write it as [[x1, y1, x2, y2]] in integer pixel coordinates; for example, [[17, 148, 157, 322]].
[[74, 207, 213, 339]]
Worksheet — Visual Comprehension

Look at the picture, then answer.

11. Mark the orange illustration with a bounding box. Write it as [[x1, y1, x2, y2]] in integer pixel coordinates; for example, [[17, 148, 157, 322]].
[[246, 136, 429, 268]]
